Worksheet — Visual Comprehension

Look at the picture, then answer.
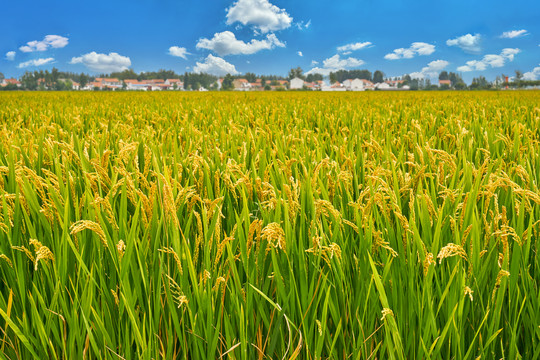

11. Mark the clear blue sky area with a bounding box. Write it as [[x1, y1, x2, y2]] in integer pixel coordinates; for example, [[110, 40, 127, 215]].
[[1, 0, 539, 82]]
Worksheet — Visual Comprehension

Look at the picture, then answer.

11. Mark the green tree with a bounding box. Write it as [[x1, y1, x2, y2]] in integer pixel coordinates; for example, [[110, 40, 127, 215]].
[[221, 74, 234, 90], [0, 72, 4, 81], [373, 70, 384, 83], [244, 72, 257, 83], [329, 72, 337, 84], [306, 73, 323, 82], [21, 72, 38, 90], [79, 74, 89, 88], [438, 71, 449, 80], [288, 67, 304, 80]]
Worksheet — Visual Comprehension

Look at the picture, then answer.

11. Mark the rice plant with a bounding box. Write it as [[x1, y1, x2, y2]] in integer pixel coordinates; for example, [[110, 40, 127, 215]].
[[0, 91, 539, 359]]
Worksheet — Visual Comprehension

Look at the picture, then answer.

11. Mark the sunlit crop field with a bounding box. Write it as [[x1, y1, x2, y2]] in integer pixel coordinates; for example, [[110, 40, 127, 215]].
[[0, 91, 539, 359]]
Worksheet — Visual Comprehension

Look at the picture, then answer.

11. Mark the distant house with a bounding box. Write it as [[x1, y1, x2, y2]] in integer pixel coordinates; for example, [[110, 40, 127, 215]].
[[322, 82, 346, 91], [126, 80, 150, 91], [1, 78, 21, 87], [343, 78, 365, 91], [290, 77, 304, 89], [385, 79, 405, 88], [439, 79, 452, 87], [71, 81, 80, 90], [165, 79, 184, 90], [359, 79, 375, 90], [233, 79, 250, 91], [375, 82, 391, 90], [102, 78, 121, 87]]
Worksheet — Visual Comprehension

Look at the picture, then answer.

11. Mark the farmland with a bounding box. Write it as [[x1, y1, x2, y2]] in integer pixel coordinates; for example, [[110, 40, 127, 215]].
[[0, 91, 539, 359]]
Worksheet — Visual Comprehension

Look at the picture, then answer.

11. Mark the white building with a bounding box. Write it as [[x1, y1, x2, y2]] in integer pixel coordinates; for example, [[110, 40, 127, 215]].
[[375, 82, 391, 90], [343, 78, 365, 91], [290, 77, 304, 89], [165, 79, 184, 90]]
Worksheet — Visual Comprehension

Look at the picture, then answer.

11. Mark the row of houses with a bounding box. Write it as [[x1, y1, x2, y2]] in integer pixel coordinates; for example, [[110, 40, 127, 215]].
[[290, 77, 411, 91], [84, 78, 185, 91], [220, 78, 292, 91], [2, 76, 454, 91], [0, 78, 22, 87]]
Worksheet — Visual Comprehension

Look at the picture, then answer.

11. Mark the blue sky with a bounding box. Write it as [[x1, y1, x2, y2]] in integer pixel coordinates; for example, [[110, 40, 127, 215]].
[[1, 0, 539, 82]]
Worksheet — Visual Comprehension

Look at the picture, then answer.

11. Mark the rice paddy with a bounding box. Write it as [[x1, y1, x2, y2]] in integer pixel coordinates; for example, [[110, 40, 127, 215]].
[[0, 91, 539, 359]]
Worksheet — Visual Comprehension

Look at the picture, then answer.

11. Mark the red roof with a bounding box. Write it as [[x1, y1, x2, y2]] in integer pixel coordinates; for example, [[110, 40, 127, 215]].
[[439, 80, 451, 85], [4, 78, 20, 85]]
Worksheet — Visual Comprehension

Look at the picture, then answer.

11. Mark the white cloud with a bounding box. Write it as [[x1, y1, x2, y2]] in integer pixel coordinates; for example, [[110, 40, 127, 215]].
[[19, 35, 69, 52], [337, 42, 372, 53], [17, 58, 55, 68], [457, 48, 520, 72], [226, 0, 293, 33], [306, 54, 364, 75], [297, 51, 303, 57], [193, 54, 239, 76], [500, 48, 520, 60], [523, 64, 540, 80], [168, 46, 190, 59], [323, 54, 364, 68], [408, 59, 449, 79], [446, 34, 481, 53], [500, 29, 528, 38], [384, 42, 435, 60], [5, 51, 15, 61], [196, 31, 284, 56], [311, 60, 318, 66], [70, 52, 131, 72]]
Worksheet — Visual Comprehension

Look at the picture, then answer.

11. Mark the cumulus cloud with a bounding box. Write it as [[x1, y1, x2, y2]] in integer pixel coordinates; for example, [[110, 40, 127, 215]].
[[384, 42, 435, 60], [17, 57, 55, 68], [446, 34, 481, 53], [5, 51, 15, 61], [306, 54, 364, 75], [457, 48, 520, 72], [408, 60, 449, 79], [297, 51, 303, 57], [226, 0, 293, 33], [19, 35, 69, 52], [196, 31, 284, 56], [168, 46, 190, 59], [70, 52, 131, 72], [337, 42, 372, 53], [523, 64, 540, 80], [500, 29, 528, 38], [193, 54, 239, 76]]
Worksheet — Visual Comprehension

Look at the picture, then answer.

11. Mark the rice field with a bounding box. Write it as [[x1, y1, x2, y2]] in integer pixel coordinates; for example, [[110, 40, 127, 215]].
[[0, 91, 539, 359]]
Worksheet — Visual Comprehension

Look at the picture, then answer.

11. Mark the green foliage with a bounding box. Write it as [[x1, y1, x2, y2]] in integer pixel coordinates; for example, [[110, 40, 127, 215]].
[[221, 74, 234, 90], [373, 70, 384, 83], [288, 67, 305, 80]]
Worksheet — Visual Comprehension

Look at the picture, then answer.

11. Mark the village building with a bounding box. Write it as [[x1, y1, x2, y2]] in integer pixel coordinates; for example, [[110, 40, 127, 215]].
[[0, 78, 21, 87], [439, 79, 452, 87], [233, 79, 251, 91], [343, 78, 365, 91], [290, 77, 304, 89]]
